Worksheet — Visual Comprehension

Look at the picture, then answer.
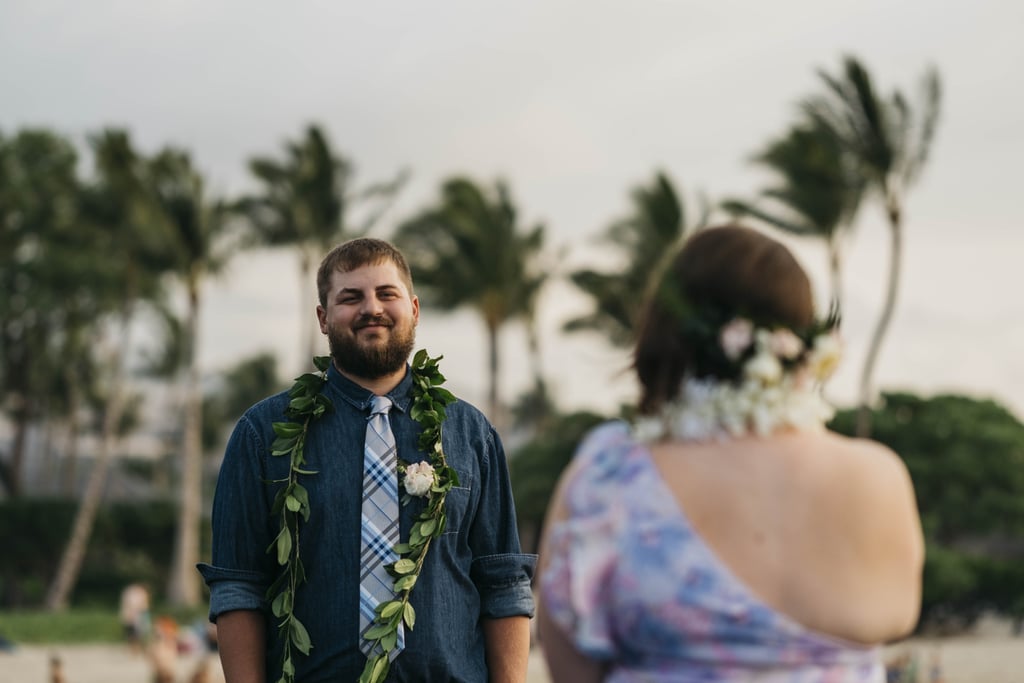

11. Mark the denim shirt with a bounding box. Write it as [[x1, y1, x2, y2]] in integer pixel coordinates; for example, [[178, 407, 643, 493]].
[[198, 364, 536, 682]]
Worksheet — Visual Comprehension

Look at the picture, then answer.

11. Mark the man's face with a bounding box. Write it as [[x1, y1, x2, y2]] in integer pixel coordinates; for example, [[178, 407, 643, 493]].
[[316, 261, 419, 382]]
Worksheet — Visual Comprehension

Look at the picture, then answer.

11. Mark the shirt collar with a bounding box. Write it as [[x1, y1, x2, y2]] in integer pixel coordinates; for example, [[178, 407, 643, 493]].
[[326, 362, 413, 415]]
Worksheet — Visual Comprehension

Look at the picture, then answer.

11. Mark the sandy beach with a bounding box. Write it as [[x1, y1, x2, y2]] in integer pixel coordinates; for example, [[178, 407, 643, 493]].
[[2, 635, 1023, 683]]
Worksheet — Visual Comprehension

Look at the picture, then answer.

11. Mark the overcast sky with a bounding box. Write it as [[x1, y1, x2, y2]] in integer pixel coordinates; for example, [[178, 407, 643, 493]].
[[2, 0, 1022, 420]]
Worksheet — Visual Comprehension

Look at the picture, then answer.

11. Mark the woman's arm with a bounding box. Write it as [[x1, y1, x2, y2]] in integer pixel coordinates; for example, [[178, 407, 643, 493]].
[[537, 602, 607, 683], [536, 458, 609, 683]]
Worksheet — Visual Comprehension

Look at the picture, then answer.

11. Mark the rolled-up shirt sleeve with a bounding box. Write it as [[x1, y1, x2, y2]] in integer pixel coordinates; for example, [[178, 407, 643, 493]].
[[197, 412, 275, 622], [468, 426, 537, 618], [471, 552, 537, 618], [197, 564, 269, 620]]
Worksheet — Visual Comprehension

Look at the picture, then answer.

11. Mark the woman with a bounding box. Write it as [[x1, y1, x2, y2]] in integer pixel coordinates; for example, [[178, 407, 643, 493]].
[[538, 225, 923, 682]]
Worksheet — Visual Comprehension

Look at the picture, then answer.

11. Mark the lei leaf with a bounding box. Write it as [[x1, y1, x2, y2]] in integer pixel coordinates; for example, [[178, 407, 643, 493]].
[[266, 351, 455, 683], [266, 357, 332, 683]]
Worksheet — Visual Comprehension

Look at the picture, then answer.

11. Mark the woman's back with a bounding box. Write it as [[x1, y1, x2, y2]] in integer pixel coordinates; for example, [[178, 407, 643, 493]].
[[539, 423, 923, 682], [538, 225, 925, 682], [647, 429, 923, 644]]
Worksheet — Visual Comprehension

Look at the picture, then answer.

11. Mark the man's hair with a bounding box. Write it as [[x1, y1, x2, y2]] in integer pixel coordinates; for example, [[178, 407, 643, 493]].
[[316, 238, 414, 306], [633, 224, 815, 414]]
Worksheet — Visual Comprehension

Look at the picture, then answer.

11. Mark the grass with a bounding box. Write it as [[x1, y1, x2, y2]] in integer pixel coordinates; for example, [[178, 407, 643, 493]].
[[0, 605, 208, 644], [0, 609, 122, 644]]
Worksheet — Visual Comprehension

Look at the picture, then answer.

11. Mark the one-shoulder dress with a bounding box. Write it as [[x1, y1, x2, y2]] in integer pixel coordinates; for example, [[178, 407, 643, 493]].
[[539, 422, 885, 682]]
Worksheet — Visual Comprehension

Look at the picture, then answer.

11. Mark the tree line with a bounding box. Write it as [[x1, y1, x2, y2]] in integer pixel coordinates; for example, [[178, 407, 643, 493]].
[[2, 55, 946, 612]]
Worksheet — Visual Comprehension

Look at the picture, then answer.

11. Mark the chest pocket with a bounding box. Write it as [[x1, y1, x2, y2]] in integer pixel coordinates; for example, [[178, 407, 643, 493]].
[[442, 484, 472, 535]]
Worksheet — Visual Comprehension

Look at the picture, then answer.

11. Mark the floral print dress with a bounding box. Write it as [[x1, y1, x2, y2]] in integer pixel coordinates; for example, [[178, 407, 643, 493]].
[[539, 422, 884, 683]]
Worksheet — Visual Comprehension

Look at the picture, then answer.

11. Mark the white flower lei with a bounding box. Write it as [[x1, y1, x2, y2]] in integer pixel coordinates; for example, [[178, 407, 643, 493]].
[[634, 319, 843, 443]]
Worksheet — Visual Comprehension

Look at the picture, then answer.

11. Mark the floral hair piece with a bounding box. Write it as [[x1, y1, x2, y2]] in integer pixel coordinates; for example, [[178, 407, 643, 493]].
[[635, 297, 843, 442], [716, 311, 843, 386], [655, 272, 843, 383]]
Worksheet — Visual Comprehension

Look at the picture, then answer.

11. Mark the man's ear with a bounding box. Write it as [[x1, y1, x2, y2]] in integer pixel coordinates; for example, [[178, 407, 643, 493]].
[[316, 304, 328, 333]]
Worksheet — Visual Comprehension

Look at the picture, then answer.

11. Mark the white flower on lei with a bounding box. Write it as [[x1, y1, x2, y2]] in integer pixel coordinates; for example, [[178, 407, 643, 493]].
[[668, 379, 721, 441], [403, 461, 436, 497], [632, 416, 668, 442], [744, 350, 783, 384], [633, 374, 835, 444]]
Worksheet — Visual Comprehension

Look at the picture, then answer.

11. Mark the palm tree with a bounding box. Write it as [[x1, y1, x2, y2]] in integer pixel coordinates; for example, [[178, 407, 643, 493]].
[[805, 56, 941, 436], [46, 128, 171, 610], [722, 116, 865, 309], [394, 177, 548, 425], [239, 124, 406, 366], [147, 147, 236, 608], [201, 352, 285, 450], [565, 171, 706, 347], [0, 129, 82, 497]]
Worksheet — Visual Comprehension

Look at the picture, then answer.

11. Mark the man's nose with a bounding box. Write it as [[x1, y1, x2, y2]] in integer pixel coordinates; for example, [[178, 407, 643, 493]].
[[360, 294, 384, 315]]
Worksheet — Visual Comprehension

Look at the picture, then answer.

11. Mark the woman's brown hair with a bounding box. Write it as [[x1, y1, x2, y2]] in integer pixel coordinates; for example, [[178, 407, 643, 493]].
[[633, 224, 815, 414]]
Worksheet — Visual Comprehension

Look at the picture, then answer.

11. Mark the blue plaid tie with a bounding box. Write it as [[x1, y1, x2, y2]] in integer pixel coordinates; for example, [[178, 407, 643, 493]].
[[359, 395, 404, 658]]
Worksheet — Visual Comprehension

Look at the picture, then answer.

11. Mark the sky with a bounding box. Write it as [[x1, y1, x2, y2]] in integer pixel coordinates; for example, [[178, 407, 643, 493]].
[[2, 0, 1023, 422]]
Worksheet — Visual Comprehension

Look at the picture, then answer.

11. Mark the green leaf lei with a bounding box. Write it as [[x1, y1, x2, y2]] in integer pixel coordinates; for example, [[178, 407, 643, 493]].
[[265, 350, 457, 683]]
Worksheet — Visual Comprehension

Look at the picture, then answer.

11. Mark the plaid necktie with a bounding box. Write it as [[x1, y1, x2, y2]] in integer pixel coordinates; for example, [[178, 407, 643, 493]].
[[359, 395, 405, 658]]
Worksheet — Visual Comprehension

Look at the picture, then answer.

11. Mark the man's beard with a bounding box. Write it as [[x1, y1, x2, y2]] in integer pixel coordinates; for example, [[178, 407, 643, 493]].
[[327, 313, 416, 380]]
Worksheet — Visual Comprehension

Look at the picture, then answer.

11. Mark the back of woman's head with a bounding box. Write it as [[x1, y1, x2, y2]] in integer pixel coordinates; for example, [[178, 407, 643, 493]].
[[634, 224, 815, 413]]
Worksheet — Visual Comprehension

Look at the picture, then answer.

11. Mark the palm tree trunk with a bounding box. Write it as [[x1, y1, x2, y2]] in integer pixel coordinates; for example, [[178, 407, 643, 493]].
[[524, 315, 550, 430], [856, 200, 903, 437], [45, 313, 132, 611], [167, 282, 203, 607], [38, 412, 57, 494], [300, 250, 317, 371], [487, 322, 501, 430], [827, 236, 844, 312], [61, 367, 82, 496], [3, 402, 30, 497]]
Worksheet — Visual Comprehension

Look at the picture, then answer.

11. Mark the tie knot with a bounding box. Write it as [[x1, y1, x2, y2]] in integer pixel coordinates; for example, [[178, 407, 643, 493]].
[[369, 395, 393, 416]]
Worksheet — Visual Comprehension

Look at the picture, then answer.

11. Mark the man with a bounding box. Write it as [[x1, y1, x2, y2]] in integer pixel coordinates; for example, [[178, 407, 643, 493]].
[[199, 238, 535, 682]]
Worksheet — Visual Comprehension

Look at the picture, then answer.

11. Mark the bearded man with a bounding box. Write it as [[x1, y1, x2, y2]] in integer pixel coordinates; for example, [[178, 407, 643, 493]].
[[199, 238, 535, 682]]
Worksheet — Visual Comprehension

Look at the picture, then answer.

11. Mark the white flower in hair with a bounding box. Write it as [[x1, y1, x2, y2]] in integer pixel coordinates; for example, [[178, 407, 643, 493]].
[[768, 329, 804, 360], [807, 331, 843, 381], [720, 318, 754, 360], [632, 310, 840, 444]]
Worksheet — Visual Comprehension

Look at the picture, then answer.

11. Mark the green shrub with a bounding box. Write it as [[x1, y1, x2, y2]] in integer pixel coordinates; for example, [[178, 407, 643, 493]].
[[0, 499, 180, 608]]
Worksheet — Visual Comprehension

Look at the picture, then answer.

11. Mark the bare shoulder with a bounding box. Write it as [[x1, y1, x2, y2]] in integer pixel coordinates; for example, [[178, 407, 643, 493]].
[[810, 431, 924, 565], [793, 430, 922, 555], [824, 432, 925, 638], [812, 431, 914, 493]]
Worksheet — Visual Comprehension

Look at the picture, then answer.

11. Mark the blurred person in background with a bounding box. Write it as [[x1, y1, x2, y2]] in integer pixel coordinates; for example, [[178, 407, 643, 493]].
[[119, 582, 151, 653], [538, 225, 924, 682]]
